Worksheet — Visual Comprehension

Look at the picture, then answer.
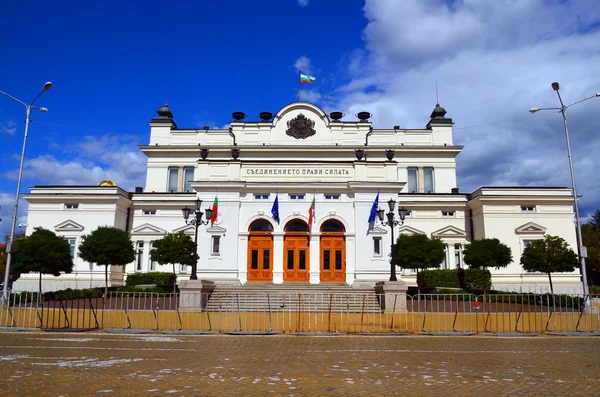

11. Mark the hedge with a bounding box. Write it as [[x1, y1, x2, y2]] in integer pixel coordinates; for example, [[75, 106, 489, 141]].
[[125, 272, 176, 287], [417, 268, 492, 291]]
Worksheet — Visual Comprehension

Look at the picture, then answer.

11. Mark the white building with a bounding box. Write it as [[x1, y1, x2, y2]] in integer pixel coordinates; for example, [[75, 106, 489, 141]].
[[15, 101, 581, 293]]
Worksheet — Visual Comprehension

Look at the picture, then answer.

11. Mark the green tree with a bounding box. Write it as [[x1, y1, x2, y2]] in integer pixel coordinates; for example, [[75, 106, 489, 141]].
[[150, 232, 194, 293], [394, 233, 445, 274], [463, 238, 513, 269], [520, 235, 578, 295], [581, 223, 600, 287], [589, 209, 600, 229], [0, 234, 25, 280], [78, 226, 135, 300], [12, 228, 74, 300]]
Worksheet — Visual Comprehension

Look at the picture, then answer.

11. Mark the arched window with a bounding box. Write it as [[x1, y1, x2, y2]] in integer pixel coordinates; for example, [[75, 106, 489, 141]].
[[249, 219, 273, 232], [321, 220, 345, 233], [285, 220, 309, 232]]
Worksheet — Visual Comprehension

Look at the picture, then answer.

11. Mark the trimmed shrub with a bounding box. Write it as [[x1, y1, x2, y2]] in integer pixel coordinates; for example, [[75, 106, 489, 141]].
[[125, 272, 176, 287], [418, 268, 491, 292]]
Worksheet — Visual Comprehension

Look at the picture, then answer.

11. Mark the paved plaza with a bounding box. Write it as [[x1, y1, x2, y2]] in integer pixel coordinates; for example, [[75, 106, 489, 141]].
[[0, 332, 598, 396]]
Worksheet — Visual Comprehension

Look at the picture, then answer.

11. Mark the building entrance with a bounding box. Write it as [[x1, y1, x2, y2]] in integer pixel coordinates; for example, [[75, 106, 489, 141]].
[[247, 219, 273, 282], [283, 220, 310, 282], [320, 220, 346, 282]]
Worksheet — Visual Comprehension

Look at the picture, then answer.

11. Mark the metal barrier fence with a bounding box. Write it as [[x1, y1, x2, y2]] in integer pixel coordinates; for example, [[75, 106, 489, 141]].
[[1, 292, 598, 335]]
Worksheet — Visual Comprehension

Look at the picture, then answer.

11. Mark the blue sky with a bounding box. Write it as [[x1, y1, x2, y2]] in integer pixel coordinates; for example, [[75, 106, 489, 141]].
[[1, 0, 600, 239]]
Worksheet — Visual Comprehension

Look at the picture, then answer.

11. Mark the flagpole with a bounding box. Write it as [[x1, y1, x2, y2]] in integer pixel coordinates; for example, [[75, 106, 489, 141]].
[[299, 69, 302, 102]]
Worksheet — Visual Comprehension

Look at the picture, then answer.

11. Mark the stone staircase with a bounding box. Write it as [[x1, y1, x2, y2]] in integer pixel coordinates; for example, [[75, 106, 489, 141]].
[[204, 283, 382, 313]]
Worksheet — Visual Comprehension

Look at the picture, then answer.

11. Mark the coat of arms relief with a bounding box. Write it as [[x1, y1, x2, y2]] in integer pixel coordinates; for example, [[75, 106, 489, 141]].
[[286, 113, 316, 139]]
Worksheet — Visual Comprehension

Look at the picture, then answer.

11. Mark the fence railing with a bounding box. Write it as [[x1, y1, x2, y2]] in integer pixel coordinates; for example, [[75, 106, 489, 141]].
[[1, 292, 598, 334]]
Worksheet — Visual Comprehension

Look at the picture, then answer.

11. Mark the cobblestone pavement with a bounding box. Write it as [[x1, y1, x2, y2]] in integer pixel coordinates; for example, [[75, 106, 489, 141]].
[[0, 332, 598, 396]]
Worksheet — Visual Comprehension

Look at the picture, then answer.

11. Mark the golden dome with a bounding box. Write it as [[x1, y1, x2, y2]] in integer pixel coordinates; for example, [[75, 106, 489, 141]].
[[97, 179, 117, 187]]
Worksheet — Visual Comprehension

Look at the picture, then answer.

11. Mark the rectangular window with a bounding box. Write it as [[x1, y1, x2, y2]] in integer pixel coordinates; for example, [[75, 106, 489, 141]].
[[254, 194, 270, 200], [287, 250, 294, 269], [335, 250, 342, 270], [407, 168, 418, 193], [454, 244, 462, 268], [523, 240, 533, 249], [167, 168, 179, 192], [180, 263, 187, 273], [299, 250, 306, 269], [251, 250, 259, 269], [373, 237, 382, 256], [323, 250, 330, 270], [325, 194, 340, 200], [520, 206, 536, 212], [183, 167, 194, 192], [441, 244, 448, 269], [442, 211, 455, 217], [423, 167, 434, 193], [211, 236, 221, 256], [149, 242, 157, 271], [142, 209, 157, 215], [136, 242, 144, 271], [65, 203, 79, 209], [289, 194, 305, 200], [263, 250, 270, 269], [68, 238, 76, 259], [404, 210, 412, 217]]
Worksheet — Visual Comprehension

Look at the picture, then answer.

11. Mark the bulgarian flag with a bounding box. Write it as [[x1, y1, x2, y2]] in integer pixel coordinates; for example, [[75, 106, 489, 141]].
[[300, 73, 316, 83], [308, 196, 316, 227], [210, 195, 218, 225]]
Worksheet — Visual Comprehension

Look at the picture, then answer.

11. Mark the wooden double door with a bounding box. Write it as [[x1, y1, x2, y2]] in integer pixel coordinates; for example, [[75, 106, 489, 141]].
[[247, 235, 273, 282], [284, 234, 310, 282], [320, 235, 346, 282]]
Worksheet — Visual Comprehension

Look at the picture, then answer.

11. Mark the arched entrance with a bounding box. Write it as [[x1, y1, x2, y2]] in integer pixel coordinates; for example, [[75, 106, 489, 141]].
[[320, 220, 346, 282], [283, 219, 310, 282], [247, 219, 273, 282]]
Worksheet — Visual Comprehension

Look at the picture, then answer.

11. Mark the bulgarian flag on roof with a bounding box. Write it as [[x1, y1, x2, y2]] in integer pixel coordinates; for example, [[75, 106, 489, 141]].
[[308, 196, 316, 227], [300, 73, 316, 83], [210, 195, 218, 225]]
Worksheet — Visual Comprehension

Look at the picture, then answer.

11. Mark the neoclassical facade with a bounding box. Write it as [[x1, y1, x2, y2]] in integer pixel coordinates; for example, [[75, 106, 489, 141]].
[[15, 102, 581, 293]]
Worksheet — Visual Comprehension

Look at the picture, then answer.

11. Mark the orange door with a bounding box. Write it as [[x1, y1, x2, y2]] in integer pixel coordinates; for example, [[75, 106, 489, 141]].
[[247, 236, 273, 282], [320, 236, 346, 282], [283, 235, 310, 282]]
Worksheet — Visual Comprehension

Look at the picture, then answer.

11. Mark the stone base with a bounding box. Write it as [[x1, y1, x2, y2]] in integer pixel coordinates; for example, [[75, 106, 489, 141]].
[[178, 280, 215, 311], [375, 280, 409, 313]]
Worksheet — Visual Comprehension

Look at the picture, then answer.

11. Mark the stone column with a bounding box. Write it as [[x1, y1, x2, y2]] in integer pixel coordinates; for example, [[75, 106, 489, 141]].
[[375, 280, 409, 313], [178, 279, 215, 311]]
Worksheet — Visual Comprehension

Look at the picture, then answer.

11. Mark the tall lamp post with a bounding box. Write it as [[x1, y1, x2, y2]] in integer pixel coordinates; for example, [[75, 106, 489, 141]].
[[530, 82, 600, 298], [377, 198, 408, 282], [182, 198, 214, 280], [1, 82, 52, 301]]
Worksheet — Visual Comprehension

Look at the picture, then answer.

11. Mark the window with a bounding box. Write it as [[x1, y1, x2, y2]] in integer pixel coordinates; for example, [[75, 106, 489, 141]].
[[442, 211, 455, 217], [441, 244, 449, 269], [454, 244, 462, 268], [407, 168, 418, 193], [423, 167, 434, 193], [68, 239, 76, 259], [373, 237, 382, 257], [523, 240, 533, 249], [289, 194, 305, 200], [142, 209, 157, 215], [180, 263, 187, 273], [254, 194, 270, 200], [404, 210, 412, 217], [167, 168, 179, 192], [183, 167, 194, 192], [65, 203, 79, 209], [521, 206, 536, 213], [211, 236, 221, 256], [325, 194, 340, 200], [136, 242, 144, 271], [149, 242, 157, 271]]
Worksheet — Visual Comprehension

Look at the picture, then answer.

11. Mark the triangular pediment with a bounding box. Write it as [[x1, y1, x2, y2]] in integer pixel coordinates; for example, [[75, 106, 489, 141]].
[[207, 225, 227, 233], [367, 226, 388, 235], [515, 222, 546, 235], [432, 225, 467, 238], [54, 219, 85, 232], [131, 223, 167, 236], [397, 225, 426, 235], [172, 224, 196, 236]]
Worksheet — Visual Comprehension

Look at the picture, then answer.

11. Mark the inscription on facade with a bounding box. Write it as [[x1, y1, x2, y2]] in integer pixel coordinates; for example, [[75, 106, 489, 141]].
[[244, 167, 351, 176]]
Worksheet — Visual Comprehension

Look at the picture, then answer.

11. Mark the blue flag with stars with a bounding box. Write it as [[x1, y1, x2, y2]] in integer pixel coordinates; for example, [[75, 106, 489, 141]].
[[368, 192, 379, 230], [271, 195, 280, 224]]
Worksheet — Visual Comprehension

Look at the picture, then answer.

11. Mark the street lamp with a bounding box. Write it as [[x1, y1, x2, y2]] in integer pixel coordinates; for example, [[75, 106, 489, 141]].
[[376, 198, 408, 281], [530, 82, 600, 298], [1, 82, 52, 301], [182, 198, 214, 280]]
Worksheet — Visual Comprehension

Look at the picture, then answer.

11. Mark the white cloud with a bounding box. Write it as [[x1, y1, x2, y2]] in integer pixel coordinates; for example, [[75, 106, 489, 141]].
[[298, 0, 309, 7], [1, 120, 17, 135], [333, 0, 600, 217], [0, 192, 27, 240], [294, 56, 312, 73]]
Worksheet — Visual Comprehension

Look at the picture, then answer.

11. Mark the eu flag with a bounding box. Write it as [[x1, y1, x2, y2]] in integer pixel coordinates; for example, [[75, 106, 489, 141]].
[[271, 195, 280, 224], [368, 192, 379, 229]]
